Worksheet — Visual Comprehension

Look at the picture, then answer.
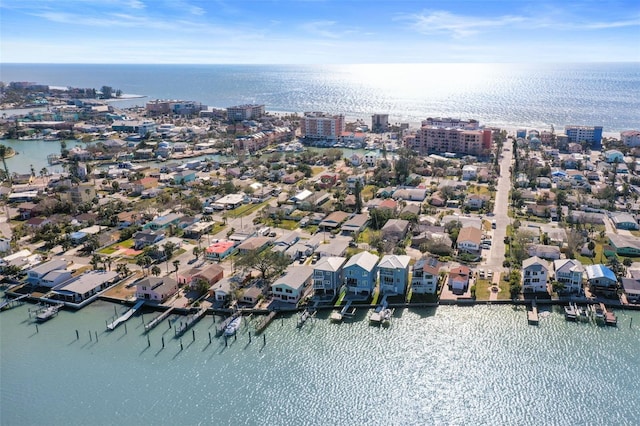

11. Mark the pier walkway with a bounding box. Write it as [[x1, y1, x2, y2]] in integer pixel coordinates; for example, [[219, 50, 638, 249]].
[[254, 311, 276, 334], [107, 300, 144, 330], [144, 307, 175, 332], [0, 293, 29, 310], [175, 307, 207, 338]]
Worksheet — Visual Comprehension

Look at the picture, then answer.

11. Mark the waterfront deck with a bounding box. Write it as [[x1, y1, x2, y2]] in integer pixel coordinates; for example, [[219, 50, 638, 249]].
[[107, 300, 145, 330], [175, 307, 207, 337], [527, 301, 539, 325], [144, 307, 175, 332], [254, 311, 276, 334]]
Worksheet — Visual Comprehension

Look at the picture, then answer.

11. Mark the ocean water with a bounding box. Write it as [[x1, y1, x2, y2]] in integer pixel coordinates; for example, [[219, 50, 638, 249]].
[[1, 301, 639, 425], [1, 63, 639, 132]]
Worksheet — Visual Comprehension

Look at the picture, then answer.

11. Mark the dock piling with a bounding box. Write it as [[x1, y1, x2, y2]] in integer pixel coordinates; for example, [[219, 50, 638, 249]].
[[631, 317, 633, 329], [147, 335, 150, 347], [192, 329, 195, 342], [234, 333, 236, 341], [114, 305, 117, 316], [95, 331, 98, 342], [76, 330, 79, 340], [263, 334, 266, 345], [124, 323, 127, 334], [89, 331, 92, 341], [248, 331, 251, 343], [224, 336, 228, 347], [208, 332, 211, 344], [35, 324, 39, 333], [180, 339, 183, 351], [162, 336, 165, 348], [141, 314, 144, 324]]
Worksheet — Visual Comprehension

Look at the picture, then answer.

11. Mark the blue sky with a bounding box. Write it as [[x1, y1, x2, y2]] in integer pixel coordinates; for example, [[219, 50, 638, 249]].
[[1, 0, 639, 63]]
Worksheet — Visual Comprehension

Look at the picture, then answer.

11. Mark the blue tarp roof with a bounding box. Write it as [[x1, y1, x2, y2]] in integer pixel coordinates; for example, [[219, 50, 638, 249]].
[[585, 264, 617, 282]]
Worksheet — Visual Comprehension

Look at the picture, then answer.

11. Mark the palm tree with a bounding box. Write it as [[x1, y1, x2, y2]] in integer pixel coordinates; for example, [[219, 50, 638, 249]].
[[0, 144, 11, 183], [151, 265, 161, 277], [172, 260, 180, 282]]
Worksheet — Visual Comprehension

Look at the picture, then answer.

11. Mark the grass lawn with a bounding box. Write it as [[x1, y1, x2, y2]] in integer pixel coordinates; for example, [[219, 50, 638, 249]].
[[119, 239, 134, 248], [226, 201, 269, 218], [306, 225, 319, 235], [210, 222, 226, 235], [362, 185, 377, 202], [98, 246, 119, 255], [576, 242, 607, 265], [474, 278, 493, 300], [358, 228, 374, 244], [265, 219, 299, 230], [334, 289, 346, 307], [311, 166, 324, 176]]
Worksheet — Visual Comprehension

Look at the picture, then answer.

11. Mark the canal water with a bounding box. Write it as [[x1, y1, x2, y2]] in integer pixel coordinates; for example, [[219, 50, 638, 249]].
[[1, 301, 639, 425]]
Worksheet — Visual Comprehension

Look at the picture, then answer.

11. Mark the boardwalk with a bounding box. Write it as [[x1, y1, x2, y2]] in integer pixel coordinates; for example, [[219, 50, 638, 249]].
[[107, 300, 144, 330]]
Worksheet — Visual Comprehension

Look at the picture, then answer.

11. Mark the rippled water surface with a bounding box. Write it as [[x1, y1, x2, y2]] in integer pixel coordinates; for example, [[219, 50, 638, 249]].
[[1, 63, 639, 131], [1, 302, 639, 425]]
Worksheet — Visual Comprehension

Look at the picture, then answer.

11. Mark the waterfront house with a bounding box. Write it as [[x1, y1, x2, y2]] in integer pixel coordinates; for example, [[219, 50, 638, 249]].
[[209, 277, 233, 302], [621, 278, 640, 303], [411, 257, 441, 295], [344, 251, 379, 296], [41, 269, 73, 288], [456, 226, 482, 253], [381, 219, 410, 242], [378, 254, 411, 295], [585, 264, 618, 296], [26, 259, 68, 285], [205, 240, 236, 261], [240, 286, 262, 306], [313, 256, 346, 296], [522, 256, 549, 293], [53, 270, 119, 303], [134, 230, 165, 250], [271, 266, 313, 304], [448, 266, 471, 294], [136, 276, 178, 303], [552, 259, 584, 294], [178, 264, 224, 287]]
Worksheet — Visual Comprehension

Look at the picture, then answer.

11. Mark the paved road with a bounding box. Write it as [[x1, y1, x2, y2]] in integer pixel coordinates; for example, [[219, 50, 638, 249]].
[[484, 144, 514, 275]]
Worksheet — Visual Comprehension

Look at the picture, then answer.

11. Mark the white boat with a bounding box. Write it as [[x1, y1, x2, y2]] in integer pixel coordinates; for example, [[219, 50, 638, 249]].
[[564, 304, 577, 321], [36, 305, 60, 322], [223, 316, 242, 336]]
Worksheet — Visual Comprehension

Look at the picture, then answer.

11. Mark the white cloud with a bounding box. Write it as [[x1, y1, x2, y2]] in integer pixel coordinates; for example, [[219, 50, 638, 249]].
[[300, 20, 342, 39], [401, 10, 525, 38], [401, 9, 640, 39]]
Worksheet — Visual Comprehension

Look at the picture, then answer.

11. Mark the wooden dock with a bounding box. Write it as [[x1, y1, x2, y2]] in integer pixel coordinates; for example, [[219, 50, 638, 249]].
[[527, 300, 539, 325], [175, 307, 207, 337], [107, 300, 145, 330], [255, 311, 276, 334], [144, 307, 175, 332], [0, 293, 29, 311]]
